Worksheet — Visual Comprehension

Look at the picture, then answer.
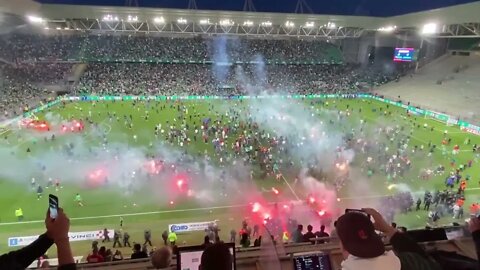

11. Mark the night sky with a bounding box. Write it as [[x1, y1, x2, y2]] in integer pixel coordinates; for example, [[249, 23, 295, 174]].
[[35, 0, 479, 17]]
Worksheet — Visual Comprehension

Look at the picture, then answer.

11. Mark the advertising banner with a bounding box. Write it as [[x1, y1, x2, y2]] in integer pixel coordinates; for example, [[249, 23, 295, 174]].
[[8, 229, 114, 247], [168, 221, 216, 233]]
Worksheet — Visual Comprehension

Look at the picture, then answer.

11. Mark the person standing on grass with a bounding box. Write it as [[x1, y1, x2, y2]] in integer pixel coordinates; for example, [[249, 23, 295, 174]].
[[144, 229, 153, 246], [113, 230, 122, 248], [123, 232, 131, 247], [36, 185, 43, 200], [168, 230, 177, 246], [161, 230, 168, 245], [15, 208, 23, 221], [102, 228, 110, 243], [74, 193, 84, 207]]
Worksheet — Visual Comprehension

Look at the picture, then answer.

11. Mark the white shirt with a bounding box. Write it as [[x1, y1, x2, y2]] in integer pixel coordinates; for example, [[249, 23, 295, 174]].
[[341, 251, 401, 270]]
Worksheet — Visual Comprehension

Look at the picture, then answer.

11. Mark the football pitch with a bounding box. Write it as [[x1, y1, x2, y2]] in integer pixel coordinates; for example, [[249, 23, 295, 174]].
[[0, 97, 478, 256]]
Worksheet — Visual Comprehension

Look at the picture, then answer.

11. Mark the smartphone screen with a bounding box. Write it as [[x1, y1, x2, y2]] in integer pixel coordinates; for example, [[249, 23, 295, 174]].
[[49, 194, 59, 219], [345, 209, 371, 219]]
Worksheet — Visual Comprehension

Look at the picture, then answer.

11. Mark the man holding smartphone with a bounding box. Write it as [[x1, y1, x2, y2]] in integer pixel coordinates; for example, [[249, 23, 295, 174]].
[[0, 208, 76, 270], [336, 209, 401, 270]]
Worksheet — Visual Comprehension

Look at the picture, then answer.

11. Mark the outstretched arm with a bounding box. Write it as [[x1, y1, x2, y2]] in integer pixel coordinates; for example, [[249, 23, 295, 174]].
[[0, 233, 54, 269]]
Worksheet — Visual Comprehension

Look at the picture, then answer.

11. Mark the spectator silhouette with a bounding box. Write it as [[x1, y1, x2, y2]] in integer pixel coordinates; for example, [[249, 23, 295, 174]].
[[292, 224, 304, 243], [315, 225, 330, 244], [199, 243, 232, 270], [86, 247, 104, 263], [151, 246, 172, 269], [131, 243, 148, 259], [240, 233, 250, 248], [303, 225, 316, 244]]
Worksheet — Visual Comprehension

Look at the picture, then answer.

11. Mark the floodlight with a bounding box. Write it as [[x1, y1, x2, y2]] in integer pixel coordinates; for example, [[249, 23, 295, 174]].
[[327, 22, 336, 29], [305, 21, 314, 28], [378, 25, 396, 32], [127, 15, 138, 22], [177, 18, 187, 24], [27, 16, 44, 23], [422, 23, 437, 34], [285, 21, 295, 28], [220, 19, 234, 26], [199, 19, 210, 25], [102, 14, 119, 22], [243, 20, 254, 26], [261, 21, 272, 27], [153, 17, 165, 24], [56, 27, 61, 30]]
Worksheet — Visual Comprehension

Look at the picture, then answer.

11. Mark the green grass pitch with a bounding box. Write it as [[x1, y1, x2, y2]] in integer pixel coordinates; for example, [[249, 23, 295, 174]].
[[0, 97, 478, 257]]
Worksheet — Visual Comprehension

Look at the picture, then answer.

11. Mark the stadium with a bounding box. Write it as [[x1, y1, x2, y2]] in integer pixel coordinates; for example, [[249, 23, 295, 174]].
[[0, 0, 480, 269]]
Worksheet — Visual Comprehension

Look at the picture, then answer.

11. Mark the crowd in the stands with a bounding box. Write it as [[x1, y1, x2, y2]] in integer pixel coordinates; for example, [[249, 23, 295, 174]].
[[0, 63, 71, 120], [0, 34, 342, 63], [0, 31, 402, 120], [74, 63, 396, 96]]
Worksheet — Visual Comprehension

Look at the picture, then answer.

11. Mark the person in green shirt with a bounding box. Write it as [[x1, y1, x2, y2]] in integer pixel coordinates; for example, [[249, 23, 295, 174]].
[[15, 208, 23, 221], [74, 193, 84, 207], [168, 231, 177, 246]]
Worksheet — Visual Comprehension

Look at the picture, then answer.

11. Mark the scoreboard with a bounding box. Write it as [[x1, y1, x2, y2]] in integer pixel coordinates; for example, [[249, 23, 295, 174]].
[[393, 48, 416, 62]]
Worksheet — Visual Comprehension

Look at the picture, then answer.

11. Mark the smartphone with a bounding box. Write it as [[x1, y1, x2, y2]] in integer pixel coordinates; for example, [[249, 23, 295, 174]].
[[49, 194, 59, 219], [345, 209, 371, 219]]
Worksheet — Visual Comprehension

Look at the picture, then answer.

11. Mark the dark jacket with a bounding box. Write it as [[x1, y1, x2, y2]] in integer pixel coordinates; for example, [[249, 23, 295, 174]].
[[0, 233, 76, 270], [472, 230, 480, 268], [131, 251, 148, 259], [390, 232, 442, 270]]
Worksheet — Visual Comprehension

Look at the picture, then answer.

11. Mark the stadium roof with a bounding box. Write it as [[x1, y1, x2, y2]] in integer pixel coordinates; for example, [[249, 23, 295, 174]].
[[1, 0, 480, 38], [34, 0, 478, 18]]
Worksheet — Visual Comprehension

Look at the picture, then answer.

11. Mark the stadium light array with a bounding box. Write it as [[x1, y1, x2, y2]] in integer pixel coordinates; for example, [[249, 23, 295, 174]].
[[27, 15, 44, 23], [243, 20, 254, 26], [378, 25, 397, 32], [285, 21, 295, 28], [422, 23, 437, 34], [102, 14, 119, 22], [127, 15, 138, 22], [304, 21, 315, 28], [177, 18, 188, 24], [219, 19, 234, 26], [327, 22, 336, 29], [153, 17, 165, 24], [260, 21, 272, 27], [199, 19, 210, 25]]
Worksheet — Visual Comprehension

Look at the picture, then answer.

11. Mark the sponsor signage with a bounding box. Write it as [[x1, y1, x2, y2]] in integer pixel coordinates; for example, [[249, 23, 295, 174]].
[[8, 229, 114, 247], [168, 221, 216, 233]]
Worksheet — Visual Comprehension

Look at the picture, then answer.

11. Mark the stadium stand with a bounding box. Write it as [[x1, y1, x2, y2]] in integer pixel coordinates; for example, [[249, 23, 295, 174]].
[[74, 63, 395, 96], [447, 38, 480, 52], [0, 34, 400, 118], [376, 54, 480, 124], [1, 0, 480, 269], [0, 34, 343, 64]]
